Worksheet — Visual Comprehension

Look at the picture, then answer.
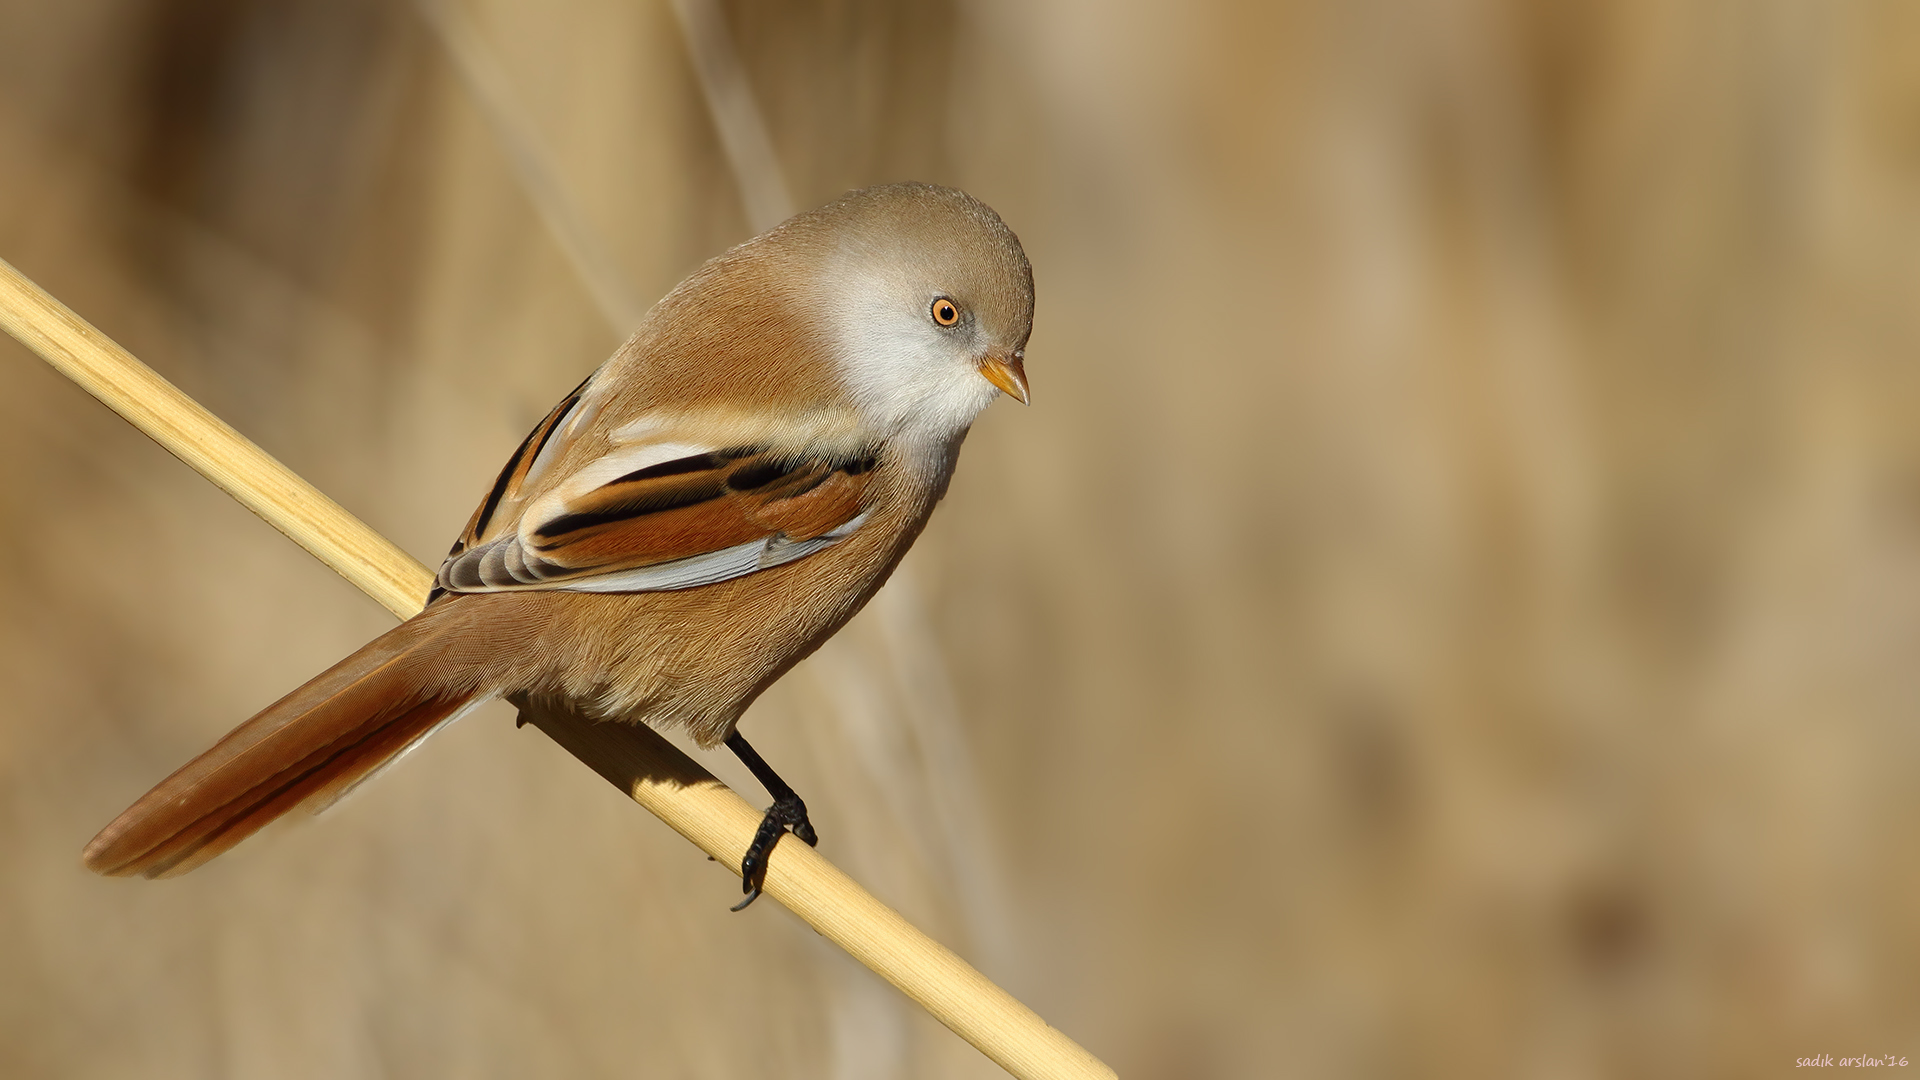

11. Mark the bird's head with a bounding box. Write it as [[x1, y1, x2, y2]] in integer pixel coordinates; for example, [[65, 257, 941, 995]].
[[798, 183, 1033, 443]]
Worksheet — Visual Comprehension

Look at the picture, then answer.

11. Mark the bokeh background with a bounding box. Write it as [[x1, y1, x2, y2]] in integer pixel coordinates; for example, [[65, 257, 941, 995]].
[[4, 1, 1919, 1076]]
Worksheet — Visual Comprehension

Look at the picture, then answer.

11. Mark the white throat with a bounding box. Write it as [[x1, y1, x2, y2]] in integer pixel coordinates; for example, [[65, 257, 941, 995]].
[[822, 262, 1000, 453]]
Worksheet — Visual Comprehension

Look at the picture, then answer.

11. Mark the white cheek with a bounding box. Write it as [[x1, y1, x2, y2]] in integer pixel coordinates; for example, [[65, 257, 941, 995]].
[[827, 275, 997, 442]]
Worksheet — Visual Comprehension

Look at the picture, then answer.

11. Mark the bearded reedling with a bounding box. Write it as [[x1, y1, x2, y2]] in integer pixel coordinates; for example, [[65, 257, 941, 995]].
[[84, 182, 1034, 910]]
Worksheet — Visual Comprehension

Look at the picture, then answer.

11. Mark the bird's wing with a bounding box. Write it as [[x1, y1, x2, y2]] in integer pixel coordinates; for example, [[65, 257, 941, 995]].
[[435, 377, 877, 596]]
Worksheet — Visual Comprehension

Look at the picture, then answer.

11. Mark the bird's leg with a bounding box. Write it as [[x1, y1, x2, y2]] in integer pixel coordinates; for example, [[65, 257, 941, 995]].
[[724, 731, 817, 911]]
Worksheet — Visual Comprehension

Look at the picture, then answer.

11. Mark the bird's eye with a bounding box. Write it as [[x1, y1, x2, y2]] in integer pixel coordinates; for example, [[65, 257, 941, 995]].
[[930, 297, 960, 327]]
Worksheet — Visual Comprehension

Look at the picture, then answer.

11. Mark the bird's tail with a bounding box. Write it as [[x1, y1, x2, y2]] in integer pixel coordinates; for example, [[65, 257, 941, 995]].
[[83, 612, 486, 878]]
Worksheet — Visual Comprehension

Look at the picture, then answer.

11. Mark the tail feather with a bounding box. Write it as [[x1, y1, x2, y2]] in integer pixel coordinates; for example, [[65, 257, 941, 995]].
[[84, 619, 482, 878]]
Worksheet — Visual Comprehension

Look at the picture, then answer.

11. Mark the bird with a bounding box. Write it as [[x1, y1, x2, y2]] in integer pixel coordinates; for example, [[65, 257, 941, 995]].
[[82, 182, 1033, 909]]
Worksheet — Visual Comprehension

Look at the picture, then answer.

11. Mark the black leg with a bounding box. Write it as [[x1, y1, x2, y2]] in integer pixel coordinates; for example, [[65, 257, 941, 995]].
[[724, 731, 818, 911]]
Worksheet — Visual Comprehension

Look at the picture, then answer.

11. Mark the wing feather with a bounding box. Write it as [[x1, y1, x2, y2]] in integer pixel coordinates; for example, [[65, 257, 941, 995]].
[[446, 371, 595, 562], [435, 406, 877, 595]]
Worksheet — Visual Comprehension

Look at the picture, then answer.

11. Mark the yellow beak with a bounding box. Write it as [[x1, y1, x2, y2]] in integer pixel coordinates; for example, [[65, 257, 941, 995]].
[[978, 352, 1030, 405]]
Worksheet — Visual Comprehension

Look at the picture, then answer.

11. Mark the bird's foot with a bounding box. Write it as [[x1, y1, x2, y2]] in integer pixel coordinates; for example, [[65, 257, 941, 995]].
[[731, 793, 817, 911]]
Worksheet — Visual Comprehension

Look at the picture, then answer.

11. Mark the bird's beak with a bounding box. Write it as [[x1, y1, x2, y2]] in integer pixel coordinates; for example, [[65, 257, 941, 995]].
[[978, 352, 1030, 405]]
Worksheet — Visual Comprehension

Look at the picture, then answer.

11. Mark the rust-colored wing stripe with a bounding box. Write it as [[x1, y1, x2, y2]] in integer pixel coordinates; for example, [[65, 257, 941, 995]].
[[437, 446, 876, 591]]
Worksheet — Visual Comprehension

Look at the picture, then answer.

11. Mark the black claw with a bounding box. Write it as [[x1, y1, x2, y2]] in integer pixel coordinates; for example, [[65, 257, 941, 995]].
[[732, 792, 812, 911], [724, 731, 818, 911]]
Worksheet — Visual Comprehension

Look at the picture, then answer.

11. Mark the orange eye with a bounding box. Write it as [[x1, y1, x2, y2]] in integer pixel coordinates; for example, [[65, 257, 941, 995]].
[[930, 297, 960, 326]]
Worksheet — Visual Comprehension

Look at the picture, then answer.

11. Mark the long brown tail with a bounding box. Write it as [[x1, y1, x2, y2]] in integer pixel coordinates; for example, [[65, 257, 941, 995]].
[[84, 615, 484, 878]]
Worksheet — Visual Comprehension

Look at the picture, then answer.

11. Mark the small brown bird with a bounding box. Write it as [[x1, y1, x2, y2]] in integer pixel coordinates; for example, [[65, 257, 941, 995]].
[[83, 182, 1033, 907]]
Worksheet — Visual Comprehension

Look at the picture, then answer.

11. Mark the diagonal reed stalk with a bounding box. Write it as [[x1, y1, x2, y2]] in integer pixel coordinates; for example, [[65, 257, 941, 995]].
[[0, 255, 1115, 1080]]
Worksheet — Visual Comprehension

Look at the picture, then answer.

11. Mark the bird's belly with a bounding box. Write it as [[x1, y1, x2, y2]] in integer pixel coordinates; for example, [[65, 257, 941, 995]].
[[478, 506, 916, 744]]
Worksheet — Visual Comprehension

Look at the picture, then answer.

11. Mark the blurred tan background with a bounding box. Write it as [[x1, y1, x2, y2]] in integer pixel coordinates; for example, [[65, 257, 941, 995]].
[[4, 1, 1919, 1077]]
